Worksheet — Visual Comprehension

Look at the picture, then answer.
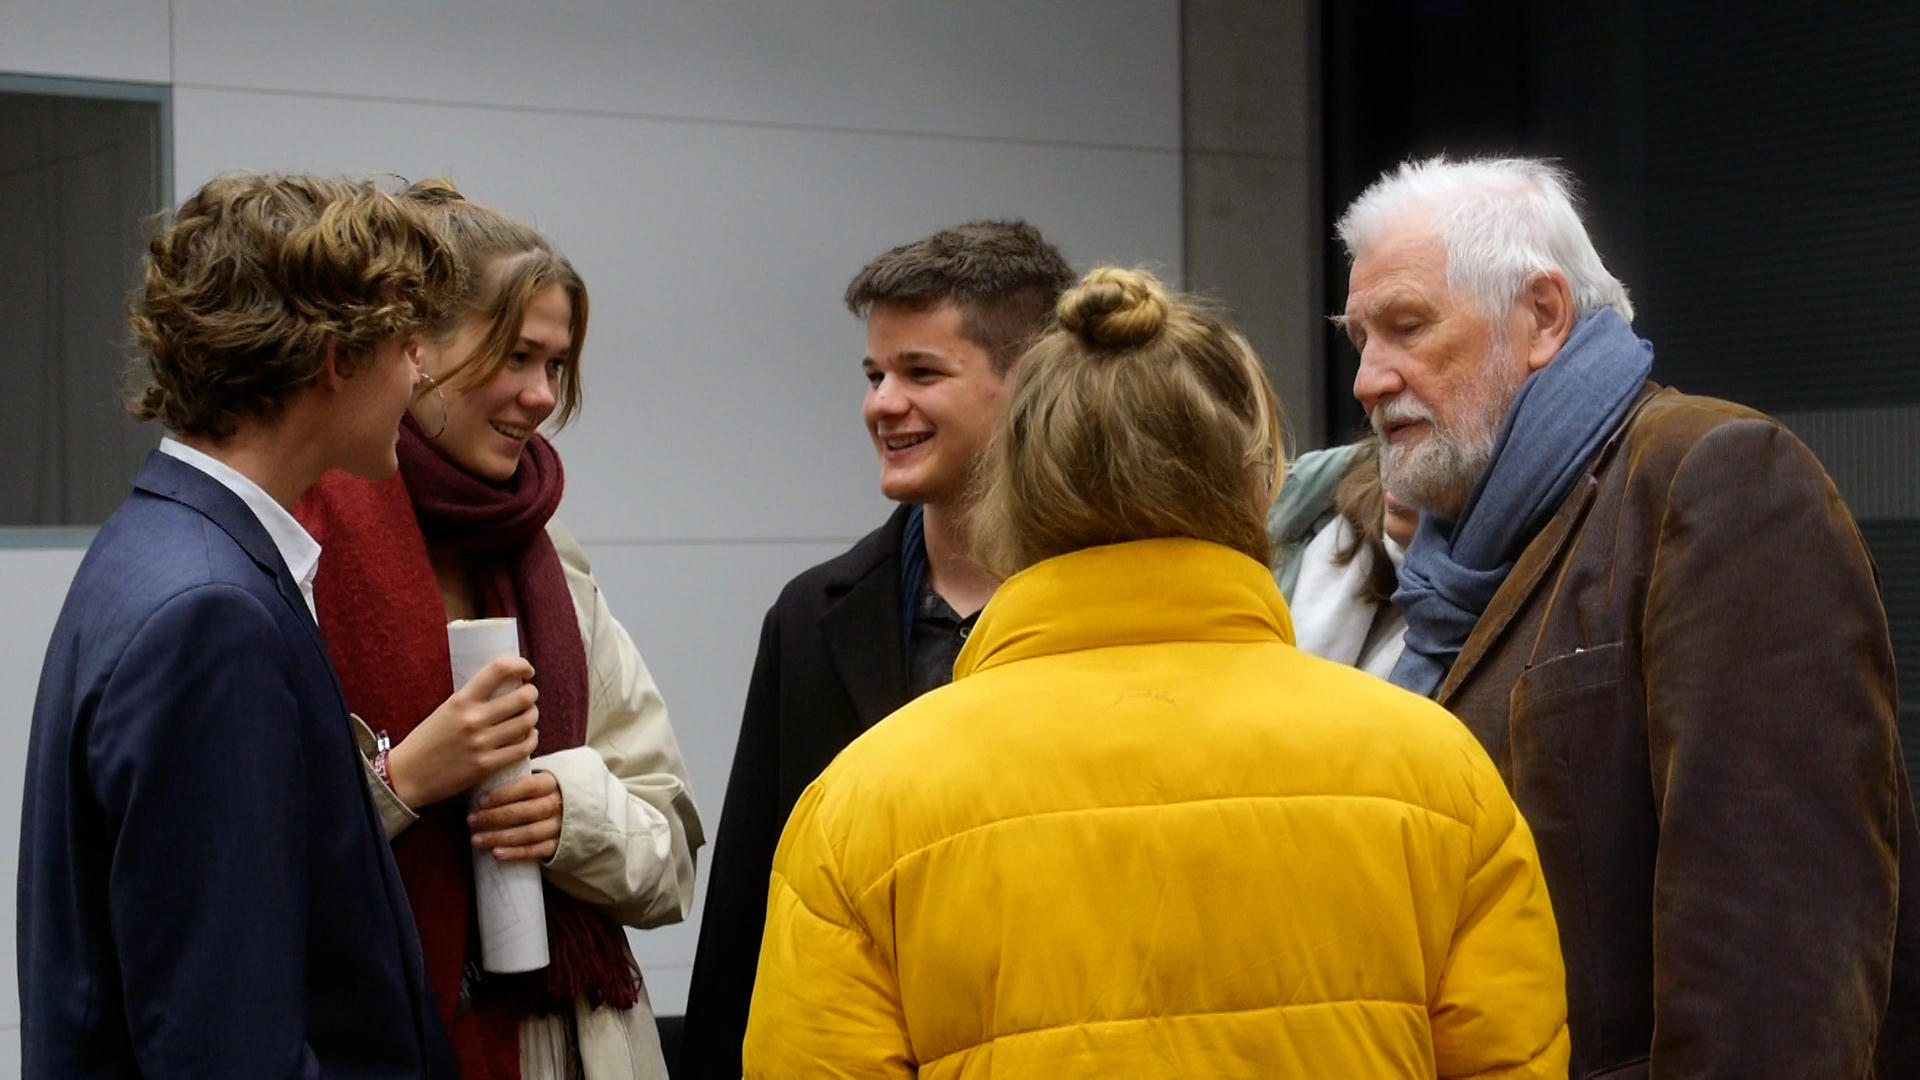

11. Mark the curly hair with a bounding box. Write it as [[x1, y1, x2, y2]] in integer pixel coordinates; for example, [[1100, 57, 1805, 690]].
[[128, 173, 462, 439], [401, 179, 588, 427], [969, 266, 1287, 577], [844, 220, 1074, 373]]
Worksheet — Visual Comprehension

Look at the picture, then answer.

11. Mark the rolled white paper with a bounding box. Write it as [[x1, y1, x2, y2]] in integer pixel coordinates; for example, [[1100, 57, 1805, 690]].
[[447, 617, 550, 974]]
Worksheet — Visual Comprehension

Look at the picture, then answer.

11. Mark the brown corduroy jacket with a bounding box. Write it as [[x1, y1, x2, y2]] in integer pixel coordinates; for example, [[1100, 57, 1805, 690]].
[[1440, 383, 1919, 1079]]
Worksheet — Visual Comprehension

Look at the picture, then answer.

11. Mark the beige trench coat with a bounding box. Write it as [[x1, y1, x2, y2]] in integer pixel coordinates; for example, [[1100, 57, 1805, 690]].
[[354, 521, 705, 1079]]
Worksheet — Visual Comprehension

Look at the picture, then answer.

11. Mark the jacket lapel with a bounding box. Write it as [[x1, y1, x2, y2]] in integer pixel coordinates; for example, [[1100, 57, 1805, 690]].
[[1438, 384, 1663, 705], [132, 451, 348, 703], [819, 505, 914, 730], [1438, 477, 1596, 704]]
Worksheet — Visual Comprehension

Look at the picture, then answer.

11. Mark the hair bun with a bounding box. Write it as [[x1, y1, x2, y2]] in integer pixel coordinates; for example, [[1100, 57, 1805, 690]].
[[1057, 267, 1169, 349]]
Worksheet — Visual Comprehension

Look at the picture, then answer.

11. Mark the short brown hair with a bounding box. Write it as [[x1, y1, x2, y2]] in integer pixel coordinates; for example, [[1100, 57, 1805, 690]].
[[970, 267, 1287, 577], [128, 173, 460, 439], [843, 220, 1074, 373], [403, 180, 589, 427]]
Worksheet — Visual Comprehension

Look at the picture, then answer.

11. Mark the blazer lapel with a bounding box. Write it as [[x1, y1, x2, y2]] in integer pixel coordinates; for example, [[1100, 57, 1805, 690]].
[[1438, 477, 1596, 704], [1438, 385, 1662, 705], [132, 452, 350, 709]]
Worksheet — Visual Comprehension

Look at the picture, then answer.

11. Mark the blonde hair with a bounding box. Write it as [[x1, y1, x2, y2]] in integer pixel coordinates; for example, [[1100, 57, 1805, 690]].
[[128, 173, 460, 438], [970, 267, 1287, 577], [404, 179, 588, 426]]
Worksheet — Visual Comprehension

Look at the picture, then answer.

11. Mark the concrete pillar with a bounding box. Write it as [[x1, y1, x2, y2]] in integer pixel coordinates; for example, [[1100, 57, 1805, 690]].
[[1181, 0, 1324, 450]]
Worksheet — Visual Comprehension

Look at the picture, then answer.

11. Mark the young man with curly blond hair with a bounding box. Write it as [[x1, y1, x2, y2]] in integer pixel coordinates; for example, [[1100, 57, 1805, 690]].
[[18, 173, 464, 1078]]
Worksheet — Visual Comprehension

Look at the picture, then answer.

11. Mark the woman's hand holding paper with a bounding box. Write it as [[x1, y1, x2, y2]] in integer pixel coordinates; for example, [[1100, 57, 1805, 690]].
[[469, 770, 563, 862], [387, 655, 539, 808]]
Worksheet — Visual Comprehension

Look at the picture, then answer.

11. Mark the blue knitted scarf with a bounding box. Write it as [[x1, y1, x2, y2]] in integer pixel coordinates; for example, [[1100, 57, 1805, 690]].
[[1388, 310, 1653, 697]]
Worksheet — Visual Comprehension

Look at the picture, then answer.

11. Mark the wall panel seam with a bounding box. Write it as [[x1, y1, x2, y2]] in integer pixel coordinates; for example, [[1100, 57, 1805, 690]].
[[170, 82, 1182, 157]]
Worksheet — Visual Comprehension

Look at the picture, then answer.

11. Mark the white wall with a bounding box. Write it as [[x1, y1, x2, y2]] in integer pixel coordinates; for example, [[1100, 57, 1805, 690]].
[[0, 0, 1183, 1048]]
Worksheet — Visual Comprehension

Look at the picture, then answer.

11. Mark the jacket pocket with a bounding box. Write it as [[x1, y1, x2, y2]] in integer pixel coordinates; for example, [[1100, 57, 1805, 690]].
[[1509, 643, 1657, 1075], [1586, 1056, 1649, 1080], [1513, 642, 1625, 707]]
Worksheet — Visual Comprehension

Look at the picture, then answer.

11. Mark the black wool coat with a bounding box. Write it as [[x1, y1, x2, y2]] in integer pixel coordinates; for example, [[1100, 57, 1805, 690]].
[[679, 504, 919, 1079]]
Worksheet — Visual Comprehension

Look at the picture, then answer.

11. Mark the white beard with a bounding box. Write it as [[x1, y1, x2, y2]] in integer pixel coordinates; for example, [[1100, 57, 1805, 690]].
[[1374, 339, 1526, 519]]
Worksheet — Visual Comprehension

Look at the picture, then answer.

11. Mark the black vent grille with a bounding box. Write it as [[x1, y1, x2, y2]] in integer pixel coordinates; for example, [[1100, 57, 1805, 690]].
[[1637, 6, 1920, 413], [1864, 523, 1920, 786]]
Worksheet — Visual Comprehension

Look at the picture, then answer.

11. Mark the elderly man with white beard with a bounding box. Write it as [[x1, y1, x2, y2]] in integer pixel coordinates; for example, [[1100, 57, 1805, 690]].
[[1333, 155, 1918, 1079]]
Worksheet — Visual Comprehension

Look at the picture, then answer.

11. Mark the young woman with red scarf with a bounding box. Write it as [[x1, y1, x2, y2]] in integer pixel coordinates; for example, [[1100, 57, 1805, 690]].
[[296, 182, 704, 1080]]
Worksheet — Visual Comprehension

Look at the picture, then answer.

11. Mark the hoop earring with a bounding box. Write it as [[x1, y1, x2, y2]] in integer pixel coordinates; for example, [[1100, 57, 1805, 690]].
[[413, 371, 449, 439]]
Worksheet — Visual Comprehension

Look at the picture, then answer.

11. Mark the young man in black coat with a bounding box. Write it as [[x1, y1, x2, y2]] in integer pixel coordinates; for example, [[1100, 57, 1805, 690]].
[[679, 221, 1074, 1078]]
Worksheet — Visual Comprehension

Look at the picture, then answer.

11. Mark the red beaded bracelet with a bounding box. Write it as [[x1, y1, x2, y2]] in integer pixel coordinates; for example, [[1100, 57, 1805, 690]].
[[373, 730, 394, 789]]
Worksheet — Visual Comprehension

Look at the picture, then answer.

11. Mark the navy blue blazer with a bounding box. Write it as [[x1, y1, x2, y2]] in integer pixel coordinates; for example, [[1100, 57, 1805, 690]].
[[18, 451, 456, 1078]]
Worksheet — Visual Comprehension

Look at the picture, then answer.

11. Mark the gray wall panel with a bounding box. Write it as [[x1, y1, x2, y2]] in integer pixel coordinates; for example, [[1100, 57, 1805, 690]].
[[0, 0, 168, 83], [0, 549, 88, 1034], [172, 86, 1181, 544], [172, 0, 1180, 149]]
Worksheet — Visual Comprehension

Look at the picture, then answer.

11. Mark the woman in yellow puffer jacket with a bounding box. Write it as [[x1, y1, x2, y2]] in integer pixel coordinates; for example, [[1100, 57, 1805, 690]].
[[743, 267, 1569, 1078]]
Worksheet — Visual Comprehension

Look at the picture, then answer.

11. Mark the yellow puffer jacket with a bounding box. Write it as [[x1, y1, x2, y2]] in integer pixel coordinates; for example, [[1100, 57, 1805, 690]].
[[744, 539, 1568, 1078]]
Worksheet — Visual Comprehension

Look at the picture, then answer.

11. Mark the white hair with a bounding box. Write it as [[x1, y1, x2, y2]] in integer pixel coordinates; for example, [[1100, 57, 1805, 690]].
[[1335, 155, 1634, 324]]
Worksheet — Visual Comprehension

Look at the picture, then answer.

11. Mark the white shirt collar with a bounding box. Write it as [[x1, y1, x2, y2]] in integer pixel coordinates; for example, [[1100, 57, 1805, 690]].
[[157, 437, 322, 621]]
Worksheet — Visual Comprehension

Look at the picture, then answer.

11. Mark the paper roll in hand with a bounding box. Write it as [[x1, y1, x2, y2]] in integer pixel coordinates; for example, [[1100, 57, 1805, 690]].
[[447, 617, 551, 974]]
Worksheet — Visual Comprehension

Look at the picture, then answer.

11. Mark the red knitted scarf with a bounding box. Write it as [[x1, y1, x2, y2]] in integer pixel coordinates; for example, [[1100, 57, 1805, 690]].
[[297, 419, 639, 1079]]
